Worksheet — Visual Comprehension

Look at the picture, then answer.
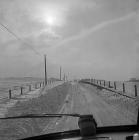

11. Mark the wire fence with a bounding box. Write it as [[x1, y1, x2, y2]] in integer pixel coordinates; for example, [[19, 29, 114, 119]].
[[0, 82, 42, 100], [80, 79, 139, 98], [0, 79, 60, 101]]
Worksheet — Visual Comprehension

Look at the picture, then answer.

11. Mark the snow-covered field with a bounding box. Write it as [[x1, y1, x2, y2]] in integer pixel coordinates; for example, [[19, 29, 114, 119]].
[[86, 79, 139, 97], [0, 77, 43, 100], [116, 81, 139, 97], [104, 81, 139, 97]]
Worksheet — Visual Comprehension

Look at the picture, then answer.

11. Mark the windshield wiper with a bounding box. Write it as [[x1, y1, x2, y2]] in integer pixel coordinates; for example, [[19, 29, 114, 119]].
[[0, 113, 81, 119], [0, 113, 98, 137]]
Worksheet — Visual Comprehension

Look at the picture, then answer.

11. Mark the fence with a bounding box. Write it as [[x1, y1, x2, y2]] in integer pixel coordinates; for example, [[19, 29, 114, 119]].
[[0, 79, 58, 100], [81, 79, 139, 97]]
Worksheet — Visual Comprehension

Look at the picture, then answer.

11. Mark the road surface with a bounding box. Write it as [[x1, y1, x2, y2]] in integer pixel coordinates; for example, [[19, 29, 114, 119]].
[[44, 82, 137, 134]]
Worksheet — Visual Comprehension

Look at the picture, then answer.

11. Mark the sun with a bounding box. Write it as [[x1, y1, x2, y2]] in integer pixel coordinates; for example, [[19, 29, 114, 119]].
[[40, 6, 65, 27], [44, 14, 58, 26]]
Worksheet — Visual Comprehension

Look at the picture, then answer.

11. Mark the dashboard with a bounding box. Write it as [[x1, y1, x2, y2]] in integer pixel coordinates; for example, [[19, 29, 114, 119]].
[[21, 131, 139, 140], [61, 132, 139, 140]]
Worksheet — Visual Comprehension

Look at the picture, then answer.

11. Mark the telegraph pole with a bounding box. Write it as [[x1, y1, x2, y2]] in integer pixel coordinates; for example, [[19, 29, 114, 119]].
[[60, 66, 62, 80], [44, 54, 47, 85], [63, 74, 65, 82]]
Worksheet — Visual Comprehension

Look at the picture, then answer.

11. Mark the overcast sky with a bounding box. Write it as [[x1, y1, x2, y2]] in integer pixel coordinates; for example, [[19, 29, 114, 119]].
[[0, 0, 138, 80]]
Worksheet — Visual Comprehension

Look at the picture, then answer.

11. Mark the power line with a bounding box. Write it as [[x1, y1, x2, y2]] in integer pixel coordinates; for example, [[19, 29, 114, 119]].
[[0, 22, 42, 56]]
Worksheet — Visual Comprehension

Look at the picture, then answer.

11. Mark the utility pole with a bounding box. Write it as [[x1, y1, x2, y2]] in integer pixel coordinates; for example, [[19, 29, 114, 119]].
[[60, 66, 62, 81], [63, 74, 65, 82], [44, 54, 47, 86]]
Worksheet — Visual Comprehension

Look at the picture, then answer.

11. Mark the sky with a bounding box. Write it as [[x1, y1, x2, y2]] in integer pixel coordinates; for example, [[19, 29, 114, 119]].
[[0, 0, 138, 80]]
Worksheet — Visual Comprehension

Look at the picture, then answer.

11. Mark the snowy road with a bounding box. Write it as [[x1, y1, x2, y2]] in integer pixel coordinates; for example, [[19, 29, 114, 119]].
[[45, 82, 137, 134]]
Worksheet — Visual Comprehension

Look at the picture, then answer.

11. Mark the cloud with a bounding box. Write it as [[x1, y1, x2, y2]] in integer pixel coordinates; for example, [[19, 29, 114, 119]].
[[0, 0, 136, 79], [0, 0, 65, 55], [18, 29, 61, 52], [69, 0, 98, 10], [49, 10, 136, 80], [55, 12, 136, 48]]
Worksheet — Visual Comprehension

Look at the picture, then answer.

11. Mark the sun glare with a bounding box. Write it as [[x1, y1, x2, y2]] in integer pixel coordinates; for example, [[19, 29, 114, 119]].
[[45, 15, 56, 26], [39, 4, 66, 27]]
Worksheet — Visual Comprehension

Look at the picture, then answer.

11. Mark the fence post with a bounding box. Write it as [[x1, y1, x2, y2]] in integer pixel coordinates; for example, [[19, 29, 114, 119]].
[[123, 83, 125, 93], [29, 85, 31, 91], [9, 89, 12, 99], [100, 80, 101, 85], [135, 85, 137, 97], [104, 80, 105, 87], [40, 83, 41, 88], [108, 81, 111, 88], [91, 79, 93, 83], [21, 87, 23, 95], [114, 82, 116, 90]]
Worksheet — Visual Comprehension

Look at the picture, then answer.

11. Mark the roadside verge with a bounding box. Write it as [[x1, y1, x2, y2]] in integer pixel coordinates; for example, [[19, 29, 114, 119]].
[[0, 81, 69, 140]]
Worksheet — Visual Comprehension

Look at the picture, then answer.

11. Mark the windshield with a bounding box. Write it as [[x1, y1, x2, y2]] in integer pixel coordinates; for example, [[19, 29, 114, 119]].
[[0, 0, 138, 139]]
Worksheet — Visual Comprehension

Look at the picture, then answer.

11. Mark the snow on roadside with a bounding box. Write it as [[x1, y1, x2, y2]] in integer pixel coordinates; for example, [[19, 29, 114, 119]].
[[0, 81, 64, 117], [0, 82, 70, 140], [81, 83, 139, 124]]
